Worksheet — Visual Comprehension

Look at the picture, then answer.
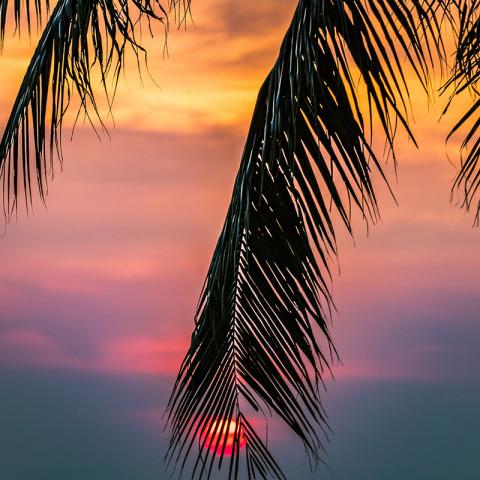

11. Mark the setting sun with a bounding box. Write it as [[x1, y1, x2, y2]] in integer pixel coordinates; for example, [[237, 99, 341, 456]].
[[203, 419, 246, 456]]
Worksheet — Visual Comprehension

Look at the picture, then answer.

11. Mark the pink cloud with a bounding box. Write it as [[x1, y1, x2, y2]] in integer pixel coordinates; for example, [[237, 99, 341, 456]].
[[0, 328, 446, 383], [0, 329, 70, 367], [0, 329, 188, 375], [100, 338, 188, 374]]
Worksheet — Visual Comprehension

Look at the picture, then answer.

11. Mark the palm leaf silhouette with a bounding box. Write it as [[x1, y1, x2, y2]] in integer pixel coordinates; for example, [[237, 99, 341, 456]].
[[0, 0, 49, 42], [442, 0, 480, 223], [0, 0, 189, 216], [165, 1, 441, 478]]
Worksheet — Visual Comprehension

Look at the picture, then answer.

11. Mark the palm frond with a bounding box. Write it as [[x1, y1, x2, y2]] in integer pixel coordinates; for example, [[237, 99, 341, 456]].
[[0, 0, 189, 218], [442, 0, 480, 223], [0, 0, 49, 44], [166, 1, 440, 478]]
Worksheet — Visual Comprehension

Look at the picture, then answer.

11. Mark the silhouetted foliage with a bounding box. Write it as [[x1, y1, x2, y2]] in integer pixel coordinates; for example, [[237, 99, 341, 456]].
[[0, 0, 478, 478]]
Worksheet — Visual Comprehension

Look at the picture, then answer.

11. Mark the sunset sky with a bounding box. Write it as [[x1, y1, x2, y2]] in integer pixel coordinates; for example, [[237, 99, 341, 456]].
[[0, 1, 479, 479]]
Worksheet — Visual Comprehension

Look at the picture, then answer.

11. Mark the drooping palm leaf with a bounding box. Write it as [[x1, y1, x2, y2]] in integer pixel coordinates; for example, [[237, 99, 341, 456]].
[[0, 0, 188, 217], [442, 0, 480, 223], [166, 1, 441, 478], [0, 0, 49, 43]]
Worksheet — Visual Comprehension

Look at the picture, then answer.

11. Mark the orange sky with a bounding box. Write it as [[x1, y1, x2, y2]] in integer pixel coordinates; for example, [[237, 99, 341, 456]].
[[0, 1, 297, 133], [0, 0, 469, 138]]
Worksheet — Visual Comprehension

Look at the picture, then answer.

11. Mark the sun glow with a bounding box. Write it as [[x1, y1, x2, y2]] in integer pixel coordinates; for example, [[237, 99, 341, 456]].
[[203, 419, 246, 456]]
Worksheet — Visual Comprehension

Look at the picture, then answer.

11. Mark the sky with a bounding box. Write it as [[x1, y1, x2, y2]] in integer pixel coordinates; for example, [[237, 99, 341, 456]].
[[0, 1, 479, 479]]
